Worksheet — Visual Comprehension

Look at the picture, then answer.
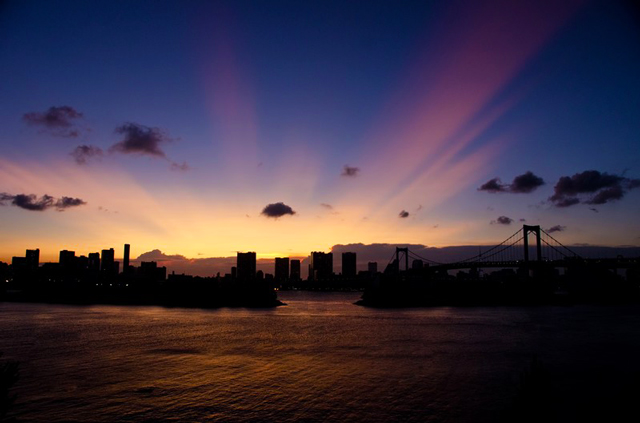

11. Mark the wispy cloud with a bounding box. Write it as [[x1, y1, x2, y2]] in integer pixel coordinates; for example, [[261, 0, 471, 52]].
[[491, 216, 513, 225], [546, 225, 566, 233], [341, 165, 360, 177], [71, 145, 104, 165], [22, 105, 85, 137]]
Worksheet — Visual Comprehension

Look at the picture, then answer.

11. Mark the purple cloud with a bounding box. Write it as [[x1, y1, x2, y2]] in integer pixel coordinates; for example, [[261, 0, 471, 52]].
[[22, 105, 84, 137], [478, 171, 544, 194], [71, 145, 103, 165], [491, 216, 513, 225], [549, 170, 640, 207], [341, 165, 360, 177], [0, 192, 86, 211]]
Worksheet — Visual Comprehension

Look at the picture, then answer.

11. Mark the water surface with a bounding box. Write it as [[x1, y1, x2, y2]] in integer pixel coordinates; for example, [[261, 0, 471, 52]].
[[1, 292, 639, 422]]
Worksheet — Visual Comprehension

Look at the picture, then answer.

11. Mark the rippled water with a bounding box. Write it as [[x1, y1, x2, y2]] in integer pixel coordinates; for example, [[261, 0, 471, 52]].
[[1, 292, 639, 422]]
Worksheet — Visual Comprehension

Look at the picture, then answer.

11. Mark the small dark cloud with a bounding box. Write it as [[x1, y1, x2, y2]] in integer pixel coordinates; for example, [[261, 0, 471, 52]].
[[22, 106, 84, 137], [589, 207, 599, 213], [399, 210, 409, 218], [478, 178, 506, 193], [510, 171, 545, 193], [320, 203, 333, 210], [549, 170, 640, 207], [261, 202, 296, 218], [519, 218, 526, 222], [491, 216, 513, 225], [416, 204, 423, 212], [478, 171, 544, 194], [110, 123, 170, 157], [71, 145, 103, 165], [546, 225, 566, 233], [341, 165, 360, 177], [0, 192, 86, 211]]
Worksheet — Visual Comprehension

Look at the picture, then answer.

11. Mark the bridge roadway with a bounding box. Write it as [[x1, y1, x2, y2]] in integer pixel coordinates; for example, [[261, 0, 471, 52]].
[[430, 257, 639, 271]]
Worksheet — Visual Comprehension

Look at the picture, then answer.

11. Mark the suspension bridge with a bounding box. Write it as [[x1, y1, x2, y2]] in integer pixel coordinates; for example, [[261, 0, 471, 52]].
[[389, 225, 638, 273]]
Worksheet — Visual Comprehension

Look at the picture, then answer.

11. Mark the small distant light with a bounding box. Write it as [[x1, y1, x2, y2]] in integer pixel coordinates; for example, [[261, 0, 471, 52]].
[[126, 284, 129, 287], [95, 283, 99, 286]]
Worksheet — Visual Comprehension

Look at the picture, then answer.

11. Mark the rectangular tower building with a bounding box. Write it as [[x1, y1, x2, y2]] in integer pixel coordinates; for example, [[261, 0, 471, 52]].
[[342, 252, 356, 277], [290, 259, 301, 280], [237, 252, 257, 280], [310, 252, 333, 280], [274, 257, 289, 281]]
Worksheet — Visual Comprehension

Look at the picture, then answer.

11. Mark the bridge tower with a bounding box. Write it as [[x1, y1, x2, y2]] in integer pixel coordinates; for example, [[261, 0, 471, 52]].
[[396, 247, 409, 272], [522, 225, 542, 263]]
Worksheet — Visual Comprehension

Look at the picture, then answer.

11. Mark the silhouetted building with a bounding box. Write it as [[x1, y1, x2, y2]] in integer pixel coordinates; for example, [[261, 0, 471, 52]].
[[310, 252, 333, 280], [275, 257, 289, 281], [101, 248, 115, 275], [412, 259, 423, 270], [26, 249, 39, 271], [11, 257, 26, 267], [88, 252, 100, 272], [59, 250, 76, 270], [290, 259, 301, 280], [368, 262, 378, 274], [231, 266, 237, 280], [139, 261, 165, 281], [123, 244, 130, 274], [237, 252, 256, 280], [342, 252, 356, 277]]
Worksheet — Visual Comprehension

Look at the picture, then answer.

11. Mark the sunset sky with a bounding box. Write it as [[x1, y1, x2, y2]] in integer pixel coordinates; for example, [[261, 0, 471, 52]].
[[1, 0, 639, 274]]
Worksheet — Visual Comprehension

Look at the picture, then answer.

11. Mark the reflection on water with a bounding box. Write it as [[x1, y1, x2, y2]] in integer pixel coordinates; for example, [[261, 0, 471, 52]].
[[1, 292, 639, 422]]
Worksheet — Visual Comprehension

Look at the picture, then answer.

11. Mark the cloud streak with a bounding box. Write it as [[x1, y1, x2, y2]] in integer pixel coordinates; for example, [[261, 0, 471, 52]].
[[0, 192, 86, 211]]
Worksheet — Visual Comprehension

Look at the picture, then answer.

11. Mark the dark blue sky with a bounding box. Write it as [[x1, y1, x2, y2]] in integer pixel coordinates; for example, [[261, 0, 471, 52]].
[[1, 0, 639, 267]]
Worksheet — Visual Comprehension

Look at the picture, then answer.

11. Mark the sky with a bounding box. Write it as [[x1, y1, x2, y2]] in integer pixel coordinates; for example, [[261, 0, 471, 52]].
[[1, 0, 640, 275]]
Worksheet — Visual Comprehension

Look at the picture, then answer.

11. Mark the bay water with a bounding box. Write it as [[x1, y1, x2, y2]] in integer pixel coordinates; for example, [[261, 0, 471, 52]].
[[1, 292, 639, 422]]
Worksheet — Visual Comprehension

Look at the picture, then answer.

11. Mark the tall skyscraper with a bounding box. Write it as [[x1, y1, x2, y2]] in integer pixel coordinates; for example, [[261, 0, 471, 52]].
[[368, 262, 378, 274], [310, 252, 333, 280], [342, 252, 356, 277], [290, 259, 301, 280], [237, 252, 256, 280], [123, 244, 130, 274], [275, 257, 289, 281]]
